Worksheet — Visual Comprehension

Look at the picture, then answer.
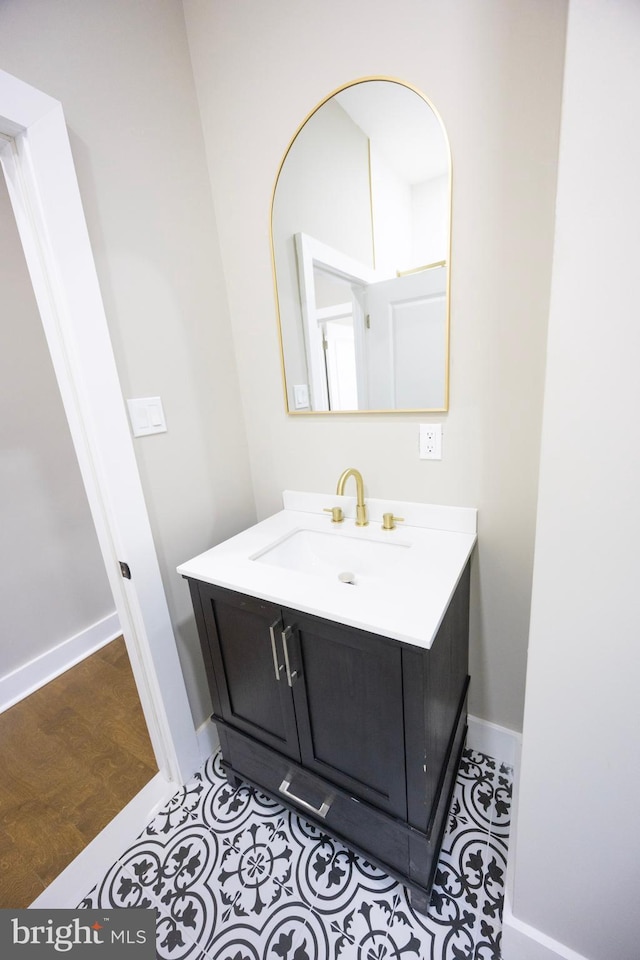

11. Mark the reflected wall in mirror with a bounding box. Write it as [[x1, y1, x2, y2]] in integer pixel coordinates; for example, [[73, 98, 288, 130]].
[[271, 77, 452, 414]]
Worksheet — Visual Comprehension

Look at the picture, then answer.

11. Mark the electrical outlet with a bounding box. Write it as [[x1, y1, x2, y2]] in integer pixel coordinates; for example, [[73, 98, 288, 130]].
[[419, 423, 442, 460]]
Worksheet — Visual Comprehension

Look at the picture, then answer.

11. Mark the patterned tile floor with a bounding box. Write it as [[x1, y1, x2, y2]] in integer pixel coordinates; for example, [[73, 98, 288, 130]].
[[79, 748, 512, 960]]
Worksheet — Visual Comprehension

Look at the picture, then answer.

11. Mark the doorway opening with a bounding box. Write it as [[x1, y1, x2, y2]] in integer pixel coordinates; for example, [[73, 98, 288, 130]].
[[0, 68, 200, 904], [0, 171, 157, 905]]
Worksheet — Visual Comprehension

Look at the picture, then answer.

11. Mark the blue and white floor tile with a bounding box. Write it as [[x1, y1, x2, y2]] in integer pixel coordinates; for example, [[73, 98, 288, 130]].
[[79, 748, 513, 959]]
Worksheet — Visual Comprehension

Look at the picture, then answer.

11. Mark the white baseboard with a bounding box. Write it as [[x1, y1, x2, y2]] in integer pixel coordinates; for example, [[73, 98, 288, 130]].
[[195, 714, 518, 774], [466, 714, 521, 768], [0, 611, 120, 714], [500, 735, 586, 960], [196, 715, 219, 762], [30, 773, 175, 908], [193, 716, 516, 777], [502, 895, 590, 960]]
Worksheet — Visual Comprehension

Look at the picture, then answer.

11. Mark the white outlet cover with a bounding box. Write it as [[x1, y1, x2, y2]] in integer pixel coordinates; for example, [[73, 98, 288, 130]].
[[419, 423, 442, 460]]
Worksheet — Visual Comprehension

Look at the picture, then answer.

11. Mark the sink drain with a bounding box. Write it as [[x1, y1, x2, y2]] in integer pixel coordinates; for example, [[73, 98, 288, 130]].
[[338, 571, 356, 584]]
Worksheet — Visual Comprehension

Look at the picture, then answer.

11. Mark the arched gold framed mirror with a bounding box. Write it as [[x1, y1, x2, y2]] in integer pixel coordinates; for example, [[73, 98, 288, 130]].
[[271, 77, 452, 414]]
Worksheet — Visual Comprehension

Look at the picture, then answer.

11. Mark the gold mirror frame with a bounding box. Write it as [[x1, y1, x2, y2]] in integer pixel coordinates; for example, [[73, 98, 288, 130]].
[[271, 76, 452, 415]]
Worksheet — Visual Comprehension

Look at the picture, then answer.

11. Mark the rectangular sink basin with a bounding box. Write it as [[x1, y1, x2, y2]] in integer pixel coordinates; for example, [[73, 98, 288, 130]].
[[177, 490, 477, 649], [252, 527, 412, 585]]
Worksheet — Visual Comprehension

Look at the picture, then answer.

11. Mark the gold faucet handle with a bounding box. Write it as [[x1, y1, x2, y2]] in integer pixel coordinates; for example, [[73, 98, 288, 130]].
[[382, 512, 404, 531], [323, 506, 344, 523]]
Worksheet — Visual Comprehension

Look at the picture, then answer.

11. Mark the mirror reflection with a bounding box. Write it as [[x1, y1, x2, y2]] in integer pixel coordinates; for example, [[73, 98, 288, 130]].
[[271, 78, 451, 413]]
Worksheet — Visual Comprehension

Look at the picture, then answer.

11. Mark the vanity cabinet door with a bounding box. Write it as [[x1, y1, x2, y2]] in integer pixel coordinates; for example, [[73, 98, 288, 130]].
[[198, 584, 301, 761], [284, 609, 407, 818]]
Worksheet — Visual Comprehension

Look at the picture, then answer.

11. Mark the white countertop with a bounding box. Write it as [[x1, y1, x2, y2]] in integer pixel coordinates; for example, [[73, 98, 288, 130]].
[[177, 491, 477, 649]]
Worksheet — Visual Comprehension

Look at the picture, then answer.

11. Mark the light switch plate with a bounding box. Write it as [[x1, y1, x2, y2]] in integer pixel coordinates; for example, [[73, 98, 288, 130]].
[[293, 384, 310, 410], [127, 396, 167, 437]]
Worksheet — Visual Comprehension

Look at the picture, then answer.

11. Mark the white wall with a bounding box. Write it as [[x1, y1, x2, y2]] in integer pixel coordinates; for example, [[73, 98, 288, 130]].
[[273, 98, 372, 398], [183, 0, 568, 732], [504, 1, 640, 957], [413, 174, 448, 266], [369, 147, 413, 275], [0, 175, 114, 682], [0, 0, 255, 727]]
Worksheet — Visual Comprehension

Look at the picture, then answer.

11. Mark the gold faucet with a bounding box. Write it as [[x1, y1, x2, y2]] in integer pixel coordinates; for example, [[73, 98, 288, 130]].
[[336, 468, 368, 526]]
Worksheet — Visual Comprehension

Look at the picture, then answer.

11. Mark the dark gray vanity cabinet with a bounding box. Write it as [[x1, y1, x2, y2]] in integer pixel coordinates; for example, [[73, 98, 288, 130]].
[[186, 561, 470, 913]]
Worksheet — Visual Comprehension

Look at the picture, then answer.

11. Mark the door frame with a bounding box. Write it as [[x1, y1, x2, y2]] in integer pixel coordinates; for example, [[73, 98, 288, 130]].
[[0, 70, 199, 784], [295, 232, 376, 410]]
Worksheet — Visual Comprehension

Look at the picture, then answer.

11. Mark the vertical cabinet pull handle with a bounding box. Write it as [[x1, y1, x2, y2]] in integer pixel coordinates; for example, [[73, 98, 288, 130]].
[[281, 625, 298, 686], [269, 620, 283, 681]]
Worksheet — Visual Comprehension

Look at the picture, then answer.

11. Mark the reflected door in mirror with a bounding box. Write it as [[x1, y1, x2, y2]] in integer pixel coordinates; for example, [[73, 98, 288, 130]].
[[271, 78, 451, 414]]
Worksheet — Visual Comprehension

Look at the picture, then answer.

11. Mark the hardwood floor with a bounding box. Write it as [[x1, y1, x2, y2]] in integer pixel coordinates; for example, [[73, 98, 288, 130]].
[[0, 637, 158, 907]]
